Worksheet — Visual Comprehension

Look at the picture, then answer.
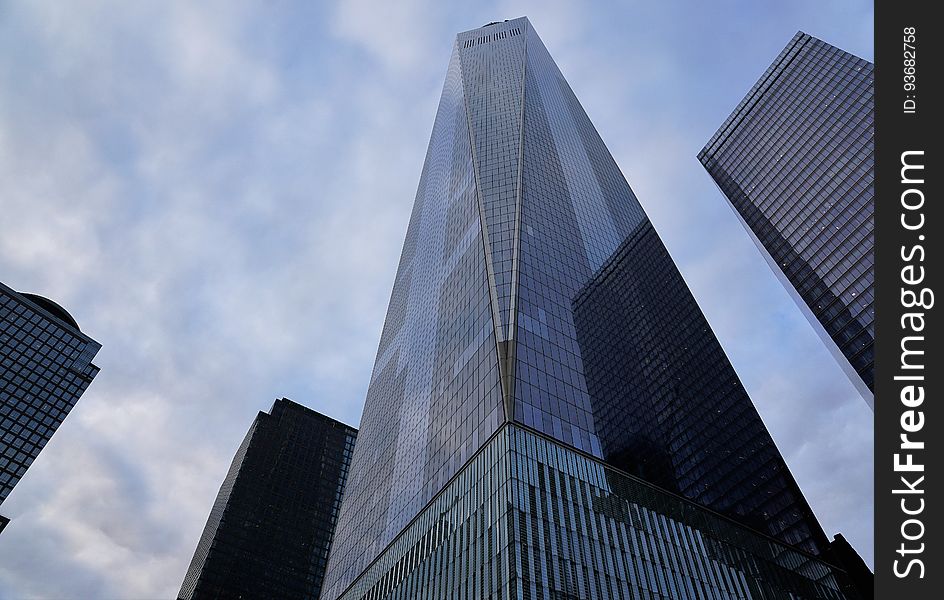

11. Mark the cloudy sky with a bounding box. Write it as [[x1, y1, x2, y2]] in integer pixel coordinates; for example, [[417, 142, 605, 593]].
[[0, 1, 873, 597]]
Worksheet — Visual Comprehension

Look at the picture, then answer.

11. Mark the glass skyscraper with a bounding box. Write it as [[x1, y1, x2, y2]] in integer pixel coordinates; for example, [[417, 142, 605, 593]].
[[177, 398, 356, 600], [698, 32, 874, 408], [0, 281, 101, 529], [323, 18, 855, 599]]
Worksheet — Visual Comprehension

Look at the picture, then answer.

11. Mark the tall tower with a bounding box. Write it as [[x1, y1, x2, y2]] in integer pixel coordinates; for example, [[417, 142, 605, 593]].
[[323, 18, 853, 599], [699, 32, 874, 408], [0, 281, 101, 531], [177, 399, 356, 600]]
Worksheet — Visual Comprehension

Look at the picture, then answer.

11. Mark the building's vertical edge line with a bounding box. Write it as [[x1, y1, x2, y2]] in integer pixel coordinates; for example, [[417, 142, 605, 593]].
[[178, 414, 264, 599], [716, 175, 875, 408], [504, 22, 529, 425], [457, 39, 512, 422]]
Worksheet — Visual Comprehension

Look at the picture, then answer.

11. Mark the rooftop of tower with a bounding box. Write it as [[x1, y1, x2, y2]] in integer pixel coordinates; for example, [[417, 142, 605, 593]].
[[457, 16, 528, 39], [20, 292, 82, 331]]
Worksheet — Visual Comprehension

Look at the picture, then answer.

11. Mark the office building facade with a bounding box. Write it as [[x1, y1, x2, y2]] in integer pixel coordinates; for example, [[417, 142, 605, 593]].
[[0, 281, 101, 525], [323, 18, 852, 599], [699, 32, 874, 407], [177, 398, 356, 600]]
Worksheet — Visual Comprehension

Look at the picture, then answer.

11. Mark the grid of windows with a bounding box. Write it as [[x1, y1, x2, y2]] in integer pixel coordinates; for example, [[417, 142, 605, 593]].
[[177, 398, 356, 600], [512, 23, 826, 555], [459, 22, 527, 343], [571, 222, 826, 553], [0, 282, 100, 508], [323, 29, 508, 593], [699, 32, 874, 406], [324, 18, 836, 598], [334, 424, 850, 600]]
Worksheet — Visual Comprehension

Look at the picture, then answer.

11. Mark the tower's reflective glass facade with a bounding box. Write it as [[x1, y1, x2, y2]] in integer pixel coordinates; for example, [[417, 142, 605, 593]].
[[177, 398, 356, 600], [333, 425, 851, 600], [0, 281, 100, 522], [699, 32, 874, 408], [323, 18, 843, 599]]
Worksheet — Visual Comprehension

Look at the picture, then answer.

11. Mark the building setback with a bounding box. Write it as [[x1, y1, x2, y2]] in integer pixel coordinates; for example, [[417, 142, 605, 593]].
[[322, 18, 860, 600], [699, 32, 874, 408], [0, 281, 101, 530], [177, 398, 356, 600]]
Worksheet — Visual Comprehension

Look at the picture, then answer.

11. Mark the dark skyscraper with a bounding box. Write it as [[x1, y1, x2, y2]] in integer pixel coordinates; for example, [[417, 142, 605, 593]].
[[322, 18, 853, 599], [177, 398, 356, 600], [0, 281, 101, 528], [699, 32, 874, 408]]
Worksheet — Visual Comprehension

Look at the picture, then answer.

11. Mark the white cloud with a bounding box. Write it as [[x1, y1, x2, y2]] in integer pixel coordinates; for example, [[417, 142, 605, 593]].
[[330, 0, 445, 74]]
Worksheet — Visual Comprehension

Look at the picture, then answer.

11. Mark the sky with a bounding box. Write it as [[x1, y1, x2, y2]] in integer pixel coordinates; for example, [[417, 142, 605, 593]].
[[0, 1, 873, 598]]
